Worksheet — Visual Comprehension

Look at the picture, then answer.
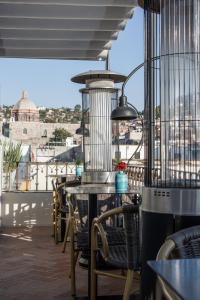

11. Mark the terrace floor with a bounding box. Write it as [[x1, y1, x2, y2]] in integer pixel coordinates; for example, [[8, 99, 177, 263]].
[[0, 226, 139, 300]]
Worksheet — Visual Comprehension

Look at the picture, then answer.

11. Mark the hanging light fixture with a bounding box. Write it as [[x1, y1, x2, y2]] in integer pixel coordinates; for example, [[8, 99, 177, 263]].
[[75, 121, 89, 136], [111, 94, 138, 120]]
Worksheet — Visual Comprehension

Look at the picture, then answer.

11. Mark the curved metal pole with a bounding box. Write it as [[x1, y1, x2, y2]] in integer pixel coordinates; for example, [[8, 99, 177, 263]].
[[122, 52, 200, 96], [122, 62, 145, 96], [127, 102, 143, 165], [121, 51, 200, 165]]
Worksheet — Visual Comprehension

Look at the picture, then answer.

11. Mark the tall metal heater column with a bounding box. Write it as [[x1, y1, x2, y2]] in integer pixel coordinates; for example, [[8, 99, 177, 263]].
[[139, 0, 200, 298], [71, 70, 126, 183]]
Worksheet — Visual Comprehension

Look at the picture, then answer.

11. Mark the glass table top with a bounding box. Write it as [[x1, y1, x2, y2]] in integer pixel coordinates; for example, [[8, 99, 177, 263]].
[[65, 183, 142, 195]]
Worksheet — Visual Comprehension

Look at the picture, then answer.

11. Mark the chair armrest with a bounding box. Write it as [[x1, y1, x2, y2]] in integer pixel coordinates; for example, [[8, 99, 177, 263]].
[[156, 239, 175, 260], [57, 182, 67, 191], [91, 206, 124, 260], [92, 221, 109, 260], [156, 239, 178, 300], [96, 206, 123, 223]]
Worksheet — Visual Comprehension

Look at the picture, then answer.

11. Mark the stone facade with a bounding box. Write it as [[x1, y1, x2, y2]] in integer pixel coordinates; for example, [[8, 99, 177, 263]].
[[9, 122, 80, 146]]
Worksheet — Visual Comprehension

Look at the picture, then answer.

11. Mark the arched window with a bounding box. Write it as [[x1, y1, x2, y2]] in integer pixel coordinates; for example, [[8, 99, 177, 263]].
[[23, 128, 27, 134], [42, 129, 47, 138]]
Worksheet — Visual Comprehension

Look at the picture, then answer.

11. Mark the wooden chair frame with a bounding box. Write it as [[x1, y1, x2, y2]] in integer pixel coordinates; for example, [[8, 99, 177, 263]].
[[62, 193, 82, 297], [91, 206, 140, 300], [156, 239, 180, 300], [51, 179, 69, 244]]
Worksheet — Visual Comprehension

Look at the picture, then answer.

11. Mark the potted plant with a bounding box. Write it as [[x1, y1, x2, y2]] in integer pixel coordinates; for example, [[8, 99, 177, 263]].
[[115, 160, 128, 192], [3, 142, 22, 190], [75, 158, 83, 177]]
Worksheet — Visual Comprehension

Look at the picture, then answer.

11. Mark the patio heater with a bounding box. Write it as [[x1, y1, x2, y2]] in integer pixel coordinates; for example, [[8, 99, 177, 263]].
[[140, 0, 200, 297], [71, 70, 126, 183]]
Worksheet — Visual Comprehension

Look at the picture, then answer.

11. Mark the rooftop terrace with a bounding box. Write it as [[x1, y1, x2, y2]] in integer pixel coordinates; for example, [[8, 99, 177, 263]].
[[0, 226, 139, 299]]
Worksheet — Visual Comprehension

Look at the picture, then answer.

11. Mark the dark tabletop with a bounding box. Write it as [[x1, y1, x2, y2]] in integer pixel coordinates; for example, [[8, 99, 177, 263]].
[[148, 259, 200, 300]]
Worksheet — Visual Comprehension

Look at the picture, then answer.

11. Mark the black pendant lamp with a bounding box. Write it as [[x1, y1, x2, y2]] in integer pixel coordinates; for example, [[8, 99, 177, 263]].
[[76, 121, 89, 136], [111, 94, 138, 120]]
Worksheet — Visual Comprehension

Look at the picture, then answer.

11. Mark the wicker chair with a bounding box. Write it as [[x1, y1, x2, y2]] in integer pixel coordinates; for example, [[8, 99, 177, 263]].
[[91, 204, 141, 300], [66, 195, 126, 297], [51, 179, 68, 244], [52, 179, 79, 244], [156, 225, 200, 300]]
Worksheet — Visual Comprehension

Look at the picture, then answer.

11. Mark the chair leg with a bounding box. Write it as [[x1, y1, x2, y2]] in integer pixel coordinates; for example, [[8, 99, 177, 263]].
[[54, 217, 58, 244], [90, 249, 97, 300], [69, 223, 76, 297], [54, 206, 59, 244], [123, 270, 134, 300], [69, 250, 79, 279], [51, 203, 55, 237], [62, 217, 70, 253]]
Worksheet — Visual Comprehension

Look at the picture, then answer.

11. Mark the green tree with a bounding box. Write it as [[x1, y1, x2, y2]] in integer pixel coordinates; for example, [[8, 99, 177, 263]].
[[74, 104, 81, 112], [52, 128, 72, 142]]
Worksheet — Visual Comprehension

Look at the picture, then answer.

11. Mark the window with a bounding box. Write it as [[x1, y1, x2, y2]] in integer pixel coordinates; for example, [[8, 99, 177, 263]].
[[23, 128, 27, 134], [42, 129, 47, 138]]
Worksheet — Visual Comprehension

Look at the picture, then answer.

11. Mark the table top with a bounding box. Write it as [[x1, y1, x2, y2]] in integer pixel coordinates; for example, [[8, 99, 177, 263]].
[[65, 183, 141, 195], [148, 259, 200, 300], [49, 174, 75, 178]]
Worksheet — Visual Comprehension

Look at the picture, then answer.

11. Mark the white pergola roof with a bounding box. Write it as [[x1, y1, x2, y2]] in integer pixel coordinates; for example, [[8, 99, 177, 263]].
[[0, 0, 137, 60]]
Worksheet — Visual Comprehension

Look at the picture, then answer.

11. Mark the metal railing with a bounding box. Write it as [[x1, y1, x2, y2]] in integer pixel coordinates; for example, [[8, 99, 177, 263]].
[[4, 162, 198, 192], [128, 165, 145, 188], [127, 165, 200, 188], [2, 161, 76, 191]]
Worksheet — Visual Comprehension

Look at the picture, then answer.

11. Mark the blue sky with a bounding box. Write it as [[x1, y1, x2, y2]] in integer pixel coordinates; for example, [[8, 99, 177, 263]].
[[0, 7, 144, 111]]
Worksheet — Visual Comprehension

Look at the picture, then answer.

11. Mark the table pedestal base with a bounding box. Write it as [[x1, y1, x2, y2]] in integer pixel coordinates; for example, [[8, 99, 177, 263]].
[[75, 294, 140, 300]]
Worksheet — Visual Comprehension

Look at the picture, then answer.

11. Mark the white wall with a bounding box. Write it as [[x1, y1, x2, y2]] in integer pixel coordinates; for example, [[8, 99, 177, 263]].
[[1, 192, 52, 227]]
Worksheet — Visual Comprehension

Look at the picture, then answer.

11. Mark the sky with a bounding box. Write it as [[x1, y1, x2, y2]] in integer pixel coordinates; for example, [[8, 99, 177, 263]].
[[0, 7, 144, 111]]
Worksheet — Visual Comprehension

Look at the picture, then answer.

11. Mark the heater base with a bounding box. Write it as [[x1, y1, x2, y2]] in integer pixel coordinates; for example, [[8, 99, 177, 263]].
[[143, 187, 200, 215]]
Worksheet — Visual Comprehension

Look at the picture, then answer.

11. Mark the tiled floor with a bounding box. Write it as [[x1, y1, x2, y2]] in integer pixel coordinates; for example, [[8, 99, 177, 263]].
[[0, 227, 139, 300]]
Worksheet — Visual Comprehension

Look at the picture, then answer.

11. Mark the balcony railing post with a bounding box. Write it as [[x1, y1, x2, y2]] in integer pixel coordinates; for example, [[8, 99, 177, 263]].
[[46, 162, 48, 191]]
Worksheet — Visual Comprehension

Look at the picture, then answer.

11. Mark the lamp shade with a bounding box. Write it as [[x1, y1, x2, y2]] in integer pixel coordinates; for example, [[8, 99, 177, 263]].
[[111, 95, 138, 120], [76, 121, 89, 136]]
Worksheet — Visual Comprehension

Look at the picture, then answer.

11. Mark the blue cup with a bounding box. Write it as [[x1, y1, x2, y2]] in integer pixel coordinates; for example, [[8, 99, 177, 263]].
[[115, 171, 128, 193], [76, 165, 83, 177]]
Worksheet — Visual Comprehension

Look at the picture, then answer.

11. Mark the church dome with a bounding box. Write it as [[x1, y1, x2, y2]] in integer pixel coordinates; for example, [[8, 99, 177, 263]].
[[13, 90, 38, 111], [12, 90, 39, 122]]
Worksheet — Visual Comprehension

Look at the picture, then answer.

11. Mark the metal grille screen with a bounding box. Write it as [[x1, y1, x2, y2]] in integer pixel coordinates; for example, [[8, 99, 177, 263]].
[[82, 88, 118, 171], [144, 0, 200, 188]]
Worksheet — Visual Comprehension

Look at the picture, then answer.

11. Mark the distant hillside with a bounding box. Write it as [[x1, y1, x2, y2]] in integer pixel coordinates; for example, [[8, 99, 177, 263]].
[[1, 104, 82, 123]]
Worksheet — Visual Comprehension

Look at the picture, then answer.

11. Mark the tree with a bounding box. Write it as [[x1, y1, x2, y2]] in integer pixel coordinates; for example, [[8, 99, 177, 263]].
[[52, 128, 72, 142], [74, 104, 81, 112]]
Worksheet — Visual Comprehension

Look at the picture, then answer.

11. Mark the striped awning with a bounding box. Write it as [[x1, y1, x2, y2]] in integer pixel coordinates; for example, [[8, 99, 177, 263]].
[[0, 0, 137, 60]]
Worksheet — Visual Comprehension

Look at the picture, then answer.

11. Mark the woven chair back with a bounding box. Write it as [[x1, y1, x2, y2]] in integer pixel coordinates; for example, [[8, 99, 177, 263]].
[[76, 196, 118, 229], [122, 204, 140, 271], [167, 225, 200, 259]]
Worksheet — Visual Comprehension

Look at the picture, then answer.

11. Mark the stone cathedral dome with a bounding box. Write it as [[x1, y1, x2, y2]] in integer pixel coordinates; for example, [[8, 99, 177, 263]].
[[12, 90, 39, 122]]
